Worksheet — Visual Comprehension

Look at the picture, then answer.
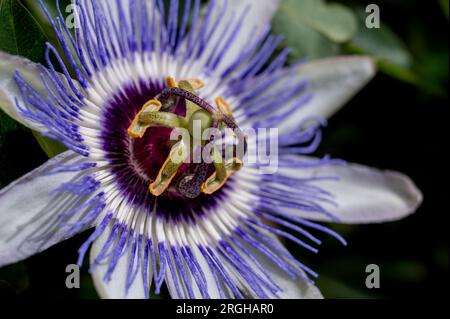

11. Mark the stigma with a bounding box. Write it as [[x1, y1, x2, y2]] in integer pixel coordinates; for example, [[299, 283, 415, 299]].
[[127, 77, 245, 198]]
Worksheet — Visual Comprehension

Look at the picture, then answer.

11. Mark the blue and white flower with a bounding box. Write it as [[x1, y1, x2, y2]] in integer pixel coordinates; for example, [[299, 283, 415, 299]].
[[0, 0, 422, 299]]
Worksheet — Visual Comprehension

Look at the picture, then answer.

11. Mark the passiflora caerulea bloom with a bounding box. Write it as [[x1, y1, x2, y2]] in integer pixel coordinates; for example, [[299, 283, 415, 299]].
[[0, 0, 422, 299]]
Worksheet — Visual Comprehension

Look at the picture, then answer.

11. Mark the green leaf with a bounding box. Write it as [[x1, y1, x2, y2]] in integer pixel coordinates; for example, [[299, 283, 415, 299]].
[[0, 262, 30, 295], [280, 21, 340, 60], [0, 1, 68, 158], [23, 0, 73, 46], [377, 60, 420, 85], [0, 109, 18, 145], [348, 9, 412, 68], [0, 0, 47, 62], [280, 0, 357, 43], [439, 0, 449, 18], [32, 131, 66, 158], [316, 275, 377, 299], [381, 260, 427, 283], [344, 8, 445, 96], [0, 111, 21, 186], [273, 0, 356, 59], [24, 0, 59, 22], [0, 110, 46, 187], [344, 15, 443, 95], [378, 60, 443, 96]]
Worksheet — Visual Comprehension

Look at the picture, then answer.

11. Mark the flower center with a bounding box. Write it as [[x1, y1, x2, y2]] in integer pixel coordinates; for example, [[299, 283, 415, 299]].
[[127, 77, 245, 199]]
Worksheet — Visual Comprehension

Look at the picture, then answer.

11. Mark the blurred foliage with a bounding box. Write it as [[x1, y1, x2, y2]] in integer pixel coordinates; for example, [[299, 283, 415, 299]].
[[273, 0, 449, 97], [0, 0, 448, 299], [0, 0, 68, 160], [0, 110, 48, 187], [439, 0, 449, 18], [32, 131, 66, 158], [0, 0, 47, 62], [349, 8, 412, 68], [0, 110, 19, 185], [0, 262, 29, 297], [273, 0, 356, 59]]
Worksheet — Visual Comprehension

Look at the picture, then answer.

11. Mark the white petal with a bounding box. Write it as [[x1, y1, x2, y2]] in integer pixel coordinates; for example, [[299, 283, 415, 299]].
[[90, 223, 151, 299], [164, 244, 224, 299], [279, 56, 376, 133], [0, 51, 46, 131], [0, 151, 93, 266], [208, 0, 281, 73], [163, 250, 187, 299], [273, 271, 323, 299], [267, 270, 323, 299], [239, 230, 323, 299], [279, 156, 423, 224], [190, 244, 224, 299]]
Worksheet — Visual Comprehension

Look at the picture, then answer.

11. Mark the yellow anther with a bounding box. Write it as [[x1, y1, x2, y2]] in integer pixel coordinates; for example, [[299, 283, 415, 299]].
[[201, 158, 243, 195], [215, 97, 233, 117], [167, 76, 205, 90], [188, 79, 205, 90], [128, 99, 162, 138], [149, 141, 188, 196], [166, 76, 178, 88]]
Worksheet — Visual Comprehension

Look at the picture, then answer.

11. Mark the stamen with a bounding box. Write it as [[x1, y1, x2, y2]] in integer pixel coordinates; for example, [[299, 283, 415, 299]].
[[202, 157, 243, 195], [128, 99, 162, 138], [215, 97, 233, 117], [166, 76, 178, 88], [139, 111, 187, 128], [166, 76, 205, 90], [150, 140, 189, 196], [127, 77, 246, 198], [178, 80, 199, 118]]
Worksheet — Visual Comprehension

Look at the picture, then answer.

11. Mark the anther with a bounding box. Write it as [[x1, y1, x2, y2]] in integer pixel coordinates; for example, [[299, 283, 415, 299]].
[[166, 76, 205, 90], [149, 140, 188, 196], [128, 99, 162, 138], [215, 97, 233, 117]]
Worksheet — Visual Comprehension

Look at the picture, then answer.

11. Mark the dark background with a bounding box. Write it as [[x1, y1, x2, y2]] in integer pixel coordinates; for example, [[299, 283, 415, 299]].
[[0, 0, 448, 299]]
